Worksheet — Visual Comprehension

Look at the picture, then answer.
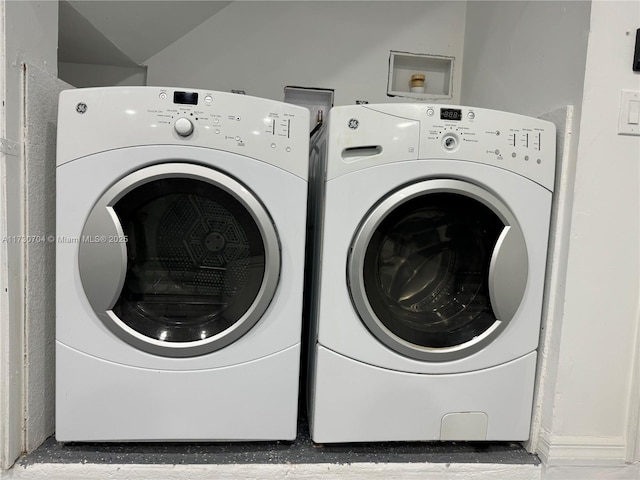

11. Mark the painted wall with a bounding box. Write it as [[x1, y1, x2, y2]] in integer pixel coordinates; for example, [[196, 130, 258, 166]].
[[23, 66, 69, 455], [144, 1, 467, 106], [550, 0, 640, 458], [58, 62, 146, 88], [0, 0, 58, 469], [461, 0, 591, 117]]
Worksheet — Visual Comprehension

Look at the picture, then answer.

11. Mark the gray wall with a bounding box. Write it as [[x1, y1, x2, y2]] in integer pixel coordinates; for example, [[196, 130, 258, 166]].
[[144, 1, 467, 105], [461, 1, 591, 117], [58, 62, 146, 88]]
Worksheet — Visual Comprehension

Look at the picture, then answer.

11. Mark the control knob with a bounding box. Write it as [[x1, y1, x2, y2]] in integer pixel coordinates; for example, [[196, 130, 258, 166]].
[[175, 117, 194, 137]]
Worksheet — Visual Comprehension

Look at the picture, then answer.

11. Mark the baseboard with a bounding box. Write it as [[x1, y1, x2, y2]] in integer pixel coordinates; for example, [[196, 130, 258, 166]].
[[543, 464, 640, 480], [537, 428, 627, 466]]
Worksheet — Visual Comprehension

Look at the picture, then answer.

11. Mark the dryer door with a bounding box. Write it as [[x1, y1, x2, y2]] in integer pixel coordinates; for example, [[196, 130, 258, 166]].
[[348, 179, 528, 362], [78, 163, 280, 357]]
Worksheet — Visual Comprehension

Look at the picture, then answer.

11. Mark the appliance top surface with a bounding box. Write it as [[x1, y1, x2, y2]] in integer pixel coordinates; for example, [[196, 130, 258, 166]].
[[56, 86, 310, 179], [326, 103, 556, 191]]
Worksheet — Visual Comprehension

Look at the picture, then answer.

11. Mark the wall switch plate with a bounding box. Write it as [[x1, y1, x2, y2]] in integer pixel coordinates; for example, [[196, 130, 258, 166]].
[[618, 90, 640, 136]]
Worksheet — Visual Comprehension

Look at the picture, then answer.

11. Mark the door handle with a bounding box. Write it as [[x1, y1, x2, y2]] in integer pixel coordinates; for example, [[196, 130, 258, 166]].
[[341, 145, 383, 160]]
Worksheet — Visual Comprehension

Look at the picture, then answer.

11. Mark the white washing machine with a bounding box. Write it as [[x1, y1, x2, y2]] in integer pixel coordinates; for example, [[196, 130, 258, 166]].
[[308, 104, 555, 443], [56, 87, 309, 441]]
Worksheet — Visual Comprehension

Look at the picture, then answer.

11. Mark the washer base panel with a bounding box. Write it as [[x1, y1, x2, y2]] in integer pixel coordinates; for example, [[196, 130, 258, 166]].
[[309, 345, 536, 443], [56, 342, 301, 442]]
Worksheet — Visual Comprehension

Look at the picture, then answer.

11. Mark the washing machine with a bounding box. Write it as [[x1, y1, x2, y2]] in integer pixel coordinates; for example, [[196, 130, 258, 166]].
[[56, 87, 309, 441], [308, 104, 555, 443]]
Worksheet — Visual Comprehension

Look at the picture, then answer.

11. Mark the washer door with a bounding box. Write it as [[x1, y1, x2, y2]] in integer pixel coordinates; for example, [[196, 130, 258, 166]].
[[348, 179, 528, 362], [78, 163, 280, 357]]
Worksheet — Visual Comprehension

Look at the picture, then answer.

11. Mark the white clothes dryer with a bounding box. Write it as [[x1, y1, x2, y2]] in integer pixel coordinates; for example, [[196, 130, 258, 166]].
[[308, 104, 555, 443], [56, 87, 309, 441]]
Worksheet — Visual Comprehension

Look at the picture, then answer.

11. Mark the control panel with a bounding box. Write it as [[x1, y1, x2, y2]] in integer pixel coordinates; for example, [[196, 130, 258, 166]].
[[145, 89, 298, 145], [328, 103, 555, 189], [329, 103, 555, 190], [420, 105, 556, 191], [57, 87, 310, 179], [145, 89, 300, 151]]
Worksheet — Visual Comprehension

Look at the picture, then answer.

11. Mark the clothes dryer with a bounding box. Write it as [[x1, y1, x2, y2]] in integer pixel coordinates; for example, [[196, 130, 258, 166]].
[[308, 104, 555, 442], [56, 87, 309, 441]]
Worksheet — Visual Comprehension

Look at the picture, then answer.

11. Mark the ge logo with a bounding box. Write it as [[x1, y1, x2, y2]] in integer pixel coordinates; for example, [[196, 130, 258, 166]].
[[76, 103, 88, 114], [348, 118, 359, 129]]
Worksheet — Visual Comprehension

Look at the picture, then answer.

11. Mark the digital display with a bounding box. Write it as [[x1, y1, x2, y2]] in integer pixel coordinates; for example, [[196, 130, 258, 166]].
[[173, 91, 198, 105], [440, 108, 462, 121]]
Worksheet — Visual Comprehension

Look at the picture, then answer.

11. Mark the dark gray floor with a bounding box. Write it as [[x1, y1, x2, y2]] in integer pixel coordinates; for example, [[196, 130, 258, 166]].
[[19, 416, 540, 466]]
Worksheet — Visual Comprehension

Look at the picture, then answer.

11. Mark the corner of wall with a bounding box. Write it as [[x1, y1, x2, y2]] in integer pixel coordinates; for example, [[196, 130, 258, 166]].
[[1, 0, 58, 470], [527, 105, 577, 456], [23, 63, 70, 453]]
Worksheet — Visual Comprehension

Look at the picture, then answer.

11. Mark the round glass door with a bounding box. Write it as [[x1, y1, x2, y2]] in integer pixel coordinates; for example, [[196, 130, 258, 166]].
[[348, 179, 528, 362], [78, 163, 280, 357]]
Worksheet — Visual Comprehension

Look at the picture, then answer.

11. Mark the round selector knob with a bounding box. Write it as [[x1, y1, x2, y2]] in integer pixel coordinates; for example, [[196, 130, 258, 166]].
[[174, 117, 194, 137]]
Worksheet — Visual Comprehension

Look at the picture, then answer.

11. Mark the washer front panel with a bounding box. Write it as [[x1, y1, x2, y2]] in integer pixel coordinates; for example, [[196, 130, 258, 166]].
[[316, 159, 552, 374], [79, 163, 280, 358], [348, 179, 528, 362]]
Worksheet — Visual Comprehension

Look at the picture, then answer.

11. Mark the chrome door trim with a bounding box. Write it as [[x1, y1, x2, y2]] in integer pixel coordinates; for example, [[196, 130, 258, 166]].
[[78, 204, 127, 314], [79, 162, 281, 357], [488, 225, 529, 323], [348, 178, 527, 362]]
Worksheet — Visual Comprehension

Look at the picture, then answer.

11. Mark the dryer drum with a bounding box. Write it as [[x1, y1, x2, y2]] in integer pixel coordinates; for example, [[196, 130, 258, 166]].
[[362, 193, 504, 349], [112, 177, 266, 343]]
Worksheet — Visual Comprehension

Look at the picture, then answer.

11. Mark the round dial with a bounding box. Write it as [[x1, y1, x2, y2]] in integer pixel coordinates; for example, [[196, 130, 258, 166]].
[[175, 117, 194, 137]]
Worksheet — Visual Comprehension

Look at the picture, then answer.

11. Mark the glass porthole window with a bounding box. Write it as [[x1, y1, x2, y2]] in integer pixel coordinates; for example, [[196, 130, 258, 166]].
[[348, 180, 527, 362], [111, 177, 266, 343], [78, 164, 280, 357]]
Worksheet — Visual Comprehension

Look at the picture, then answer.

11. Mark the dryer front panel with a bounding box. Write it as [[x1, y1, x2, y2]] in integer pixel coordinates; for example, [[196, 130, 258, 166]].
[[348, 179, 527, 362], [78, 163, 280, 358], [55, 143, 309, 371]]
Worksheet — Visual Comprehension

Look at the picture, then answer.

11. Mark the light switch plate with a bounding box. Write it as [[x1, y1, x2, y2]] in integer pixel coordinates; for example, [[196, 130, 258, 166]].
[[618, 90, 640, 136]]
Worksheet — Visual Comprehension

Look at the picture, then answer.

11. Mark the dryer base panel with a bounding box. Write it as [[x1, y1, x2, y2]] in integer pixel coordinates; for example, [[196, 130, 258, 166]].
[[56, 342, 301, 442]]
